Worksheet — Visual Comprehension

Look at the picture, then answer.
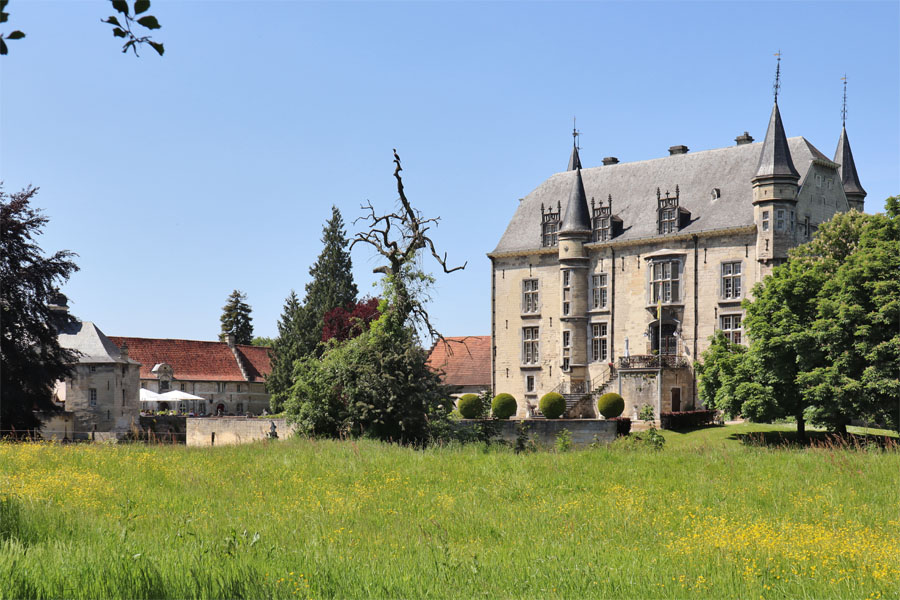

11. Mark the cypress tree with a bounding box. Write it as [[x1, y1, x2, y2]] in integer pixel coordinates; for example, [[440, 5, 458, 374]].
[[298, 206, 358, 356], [267, 290, 303, 413], [219, 289, 254, 345]]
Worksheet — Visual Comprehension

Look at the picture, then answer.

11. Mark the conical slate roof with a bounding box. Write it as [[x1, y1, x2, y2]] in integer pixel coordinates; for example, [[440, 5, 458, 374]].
[[834, 126, 866, 197], [754, 102, 799, 181], [567, 144, 582, 171], [559, 168, 591, 233]]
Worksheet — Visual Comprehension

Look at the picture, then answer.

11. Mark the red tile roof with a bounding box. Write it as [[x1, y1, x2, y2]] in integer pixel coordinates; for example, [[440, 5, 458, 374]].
[[108, 337, 272, 382], [426, 336, 491, 388]]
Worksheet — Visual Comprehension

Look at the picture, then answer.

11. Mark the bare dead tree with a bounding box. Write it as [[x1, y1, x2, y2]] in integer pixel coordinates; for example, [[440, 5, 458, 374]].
[[351, 149, 466, 340]]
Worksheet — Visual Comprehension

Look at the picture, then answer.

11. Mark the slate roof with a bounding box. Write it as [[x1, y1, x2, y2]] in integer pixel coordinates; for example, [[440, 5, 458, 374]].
[[426, 336, 491, 388], [108, 337, 272, 382], [490, 136, 829, 255], [559, 167, 591, 234], [754, 102, 800, 180], [834, 126, 866, 197], [58, 321, 140, 365], [567, 144, 582, 171]]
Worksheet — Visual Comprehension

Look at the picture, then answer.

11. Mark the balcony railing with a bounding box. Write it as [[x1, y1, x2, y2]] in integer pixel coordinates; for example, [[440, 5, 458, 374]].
[[617, 354, 689, 370]]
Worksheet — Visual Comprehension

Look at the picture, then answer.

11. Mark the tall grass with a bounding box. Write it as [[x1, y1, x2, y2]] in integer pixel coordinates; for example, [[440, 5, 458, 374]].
[[0, 427, 897, 599]]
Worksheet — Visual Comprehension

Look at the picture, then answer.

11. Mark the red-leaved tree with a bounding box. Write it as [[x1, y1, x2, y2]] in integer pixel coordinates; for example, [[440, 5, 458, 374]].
[[321, 297, 381, 344]]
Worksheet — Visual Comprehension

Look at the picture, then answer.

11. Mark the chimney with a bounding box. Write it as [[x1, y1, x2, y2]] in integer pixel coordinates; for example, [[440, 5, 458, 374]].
[[602, 156, 619, 166], [225, 333, 236, 348], [735, 131, 754, 145], [668, 145, 689, 156], [119, 341, 129, 360]]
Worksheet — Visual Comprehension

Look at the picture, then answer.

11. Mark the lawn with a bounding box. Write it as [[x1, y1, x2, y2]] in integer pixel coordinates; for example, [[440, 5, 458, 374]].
[[0, 425, 897, 599]]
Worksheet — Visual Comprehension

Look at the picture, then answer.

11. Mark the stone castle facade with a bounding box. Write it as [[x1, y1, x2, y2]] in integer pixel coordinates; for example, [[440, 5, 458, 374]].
[[488, 95, 865, 419]]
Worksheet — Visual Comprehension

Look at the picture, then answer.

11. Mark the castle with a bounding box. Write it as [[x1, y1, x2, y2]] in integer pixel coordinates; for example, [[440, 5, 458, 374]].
[[488, 76, 865, 419]]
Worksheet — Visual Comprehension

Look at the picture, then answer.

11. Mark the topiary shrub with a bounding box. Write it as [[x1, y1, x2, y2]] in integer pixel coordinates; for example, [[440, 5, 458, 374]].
[[491, 393, 517, 419], [597, 392, 625, 419], [539, 392, 566, 419], [457, 393, 483, 419]]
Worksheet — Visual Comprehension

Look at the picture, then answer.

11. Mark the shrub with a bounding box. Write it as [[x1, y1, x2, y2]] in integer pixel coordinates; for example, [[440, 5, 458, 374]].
[[555, 428, 572, 452], [659, 410, 718, 430], [457, 394, 483, 419], [491, 393, 517, 419], [597, 393, 625, 419], [639, 404, 655, 421], [609, 417, 632, 436], [539, 392, 566, 419]]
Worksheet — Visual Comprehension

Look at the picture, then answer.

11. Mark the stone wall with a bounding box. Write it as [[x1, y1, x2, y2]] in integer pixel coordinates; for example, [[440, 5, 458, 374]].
[[137, 415, 187, 443], [186, 417, 298, 447], [460, 418, 616, 447]]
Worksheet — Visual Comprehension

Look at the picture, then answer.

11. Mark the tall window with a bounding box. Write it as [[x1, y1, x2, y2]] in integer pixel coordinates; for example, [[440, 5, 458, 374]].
[[591, 323, 608, 362], [526, 376, 535, 393], [720, 315, 742, 344], [522, 279, 539, 313], [121, 389, 126, 406], [776, 209, 785, 231], [651, 260, 680, 303], [522, 327, 539, 364], [562, 331, 571, 371], [721, 262, 742, 299], [89, 388, 97, 407], [790, 210, 796, 233], [591, 274, 608, 309], [561, 270, 571, 316], [657, 188, 680, 234], [762, 210, 770, 231], [541, 202, 560, 247], [659, 208, 677, 233]]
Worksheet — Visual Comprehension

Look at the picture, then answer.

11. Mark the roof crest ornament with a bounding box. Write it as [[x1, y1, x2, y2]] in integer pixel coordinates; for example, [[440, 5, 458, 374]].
[[773, 50, 782, 104], [841, 74, 848, 127]]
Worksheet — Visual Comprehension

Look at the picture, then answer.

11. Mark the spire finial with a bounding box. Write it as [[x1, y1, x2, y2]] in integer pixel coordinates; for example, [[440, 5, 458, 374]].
[[773, 50, 782, 104], [572, 116, 580, 150], [841, 74, 848, 127]]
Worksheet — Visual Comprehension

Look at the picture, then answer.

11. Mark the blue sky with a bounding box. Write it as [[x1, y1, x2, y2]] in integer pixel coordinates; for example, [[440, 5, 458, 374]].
[[2, 1, 898, 341]]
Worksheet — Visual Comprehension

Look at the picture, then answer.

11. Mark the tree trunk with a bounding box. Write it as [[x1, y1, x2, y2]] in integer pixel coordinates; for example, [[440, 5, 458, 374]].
[[796, 413, 806, 443], [835, 421, 848, 436]]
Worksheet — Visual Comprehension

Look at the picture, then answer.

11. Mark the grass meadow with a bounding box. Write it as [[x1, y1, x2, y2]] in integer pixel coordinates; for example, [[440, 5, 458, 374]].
[[0, 423, 897, 599]]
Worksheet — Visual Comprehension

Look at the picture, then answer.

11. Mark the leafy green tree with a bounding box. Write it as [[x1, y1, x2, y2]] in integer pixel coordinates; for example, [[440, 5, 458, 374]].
[[251, 336, 275, 347], [219, 289, 253, 345], [285, 151, 464, 444], [0, 186, 79, 435], [697, 198, 900, 438]]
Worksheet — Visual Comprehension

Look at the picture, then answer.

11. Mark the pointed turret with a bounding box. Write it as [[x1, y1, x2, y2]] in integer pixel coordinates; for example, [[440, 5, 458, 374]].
[[567, 144, 582, 171], [753, 102, 799, 182], [834, 77, 866, 212], [559, 168, 591, 234]]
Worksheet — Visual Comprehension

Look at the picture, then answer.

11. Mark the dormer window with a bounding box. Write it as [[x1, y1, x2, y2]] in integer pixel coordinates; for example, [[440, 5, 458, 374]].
[[541, 201, 560, 247], [591, 195, 622, 242], [657, 186, 690, 234]]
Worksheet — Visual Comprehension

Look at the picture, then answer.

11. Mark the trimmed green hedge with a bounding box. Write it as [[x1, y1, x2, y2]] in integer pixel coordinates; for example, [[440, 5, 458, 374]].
[[457, 394, 483, 419], [539, 392, 566, 419], [597, 393, 625, 419], [491, 394, 517, 419]]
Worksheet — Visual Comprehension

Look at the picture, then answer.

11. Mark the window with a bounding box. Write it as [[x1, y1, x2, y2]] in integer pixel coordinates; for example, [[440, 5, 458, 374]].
[[159, 380, 170, 392], [180, 383, 186, 391], [122, 365, 126, 376], [121, 389, 126, 406], [141, 382, 146, 389], [591, 323, 608, 362], [526, 376, 535, 393], [522, 279, 539, 313], [90, 365, 97, 373], [776, 209, 785, 231], [236, 403, 243, 414], [542, 220, 558, 247], [659, 208, 676, 234], [720, 315, 743, 344], [721, 262, 742, 299], [237, 384, 242, 393], [762, 210, 770, 231], [561, 270, 571, 316], [650, 260, 680, 303], [562, 331, 571, 371], [89, 388, 97, 407], [591, 274, 608, 309], [217, 382, 225, 393], [522, 327, 539, 364], [804, 216, 810, 238], [816, 174, 822, 188], [790, 210, 795, 233]]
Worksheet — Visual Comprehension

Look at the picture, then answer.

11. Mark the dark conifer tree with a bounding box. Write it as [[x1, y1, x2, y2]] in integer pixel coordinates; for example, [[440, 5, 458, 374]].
[[298, 206, 358, 356], [219, 289, 254, 345], [267, 289, 303, 413], [0, 186, 79, 436]]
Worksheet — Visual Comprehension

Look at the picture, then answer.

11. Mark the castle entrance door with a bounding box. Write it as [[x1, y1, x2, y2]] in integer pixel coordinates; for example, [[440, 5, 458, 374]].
[[671, 388, 681, 412]]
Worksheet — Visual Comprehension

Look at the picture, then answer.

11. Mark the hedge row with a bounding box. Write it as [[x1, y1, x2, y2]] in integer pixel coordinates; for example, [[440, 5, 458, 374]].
[[659, 410, 718, 430]]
